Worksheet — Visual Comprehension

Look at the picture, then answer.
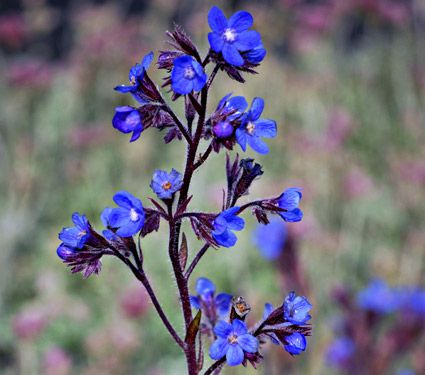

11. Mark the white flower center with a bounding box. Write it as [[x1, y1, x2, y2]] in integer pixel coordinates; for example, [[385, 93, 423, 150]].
[[228, 334, 238, 344], [184, 66, 195, 79], [246, 121, 255, 134], [130, 208, 139, 222], [223, 28, 237, 42]]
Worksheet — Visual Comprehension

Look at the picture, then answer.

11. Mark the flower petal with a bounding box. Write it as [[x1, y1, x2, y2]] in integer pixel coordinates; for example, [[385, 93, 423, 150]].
[[254, 119, 277, 138], [249, 97, 264, 120], [238, 334, 258, 353], [236, 127, 247, 151], [226, 215, 244, 231], [247, 135, 269, 154], [228, 11, 253, 32], [115, 217, 144, 237], [215, 293, 233, 315], [232, 319, 248, 335], [214, 320, 232, 338], [208, 32, 225, 52], [189, 295, 200, 310], [226, 345, 244, 366], [108, 207, 131, 228], [196, 277, 216, 298], [222, 44, 244, 67], [234, 30, 261, 51], [213, 229, 237, 248], [141, 51, 154, 70], [209, 338, 229, 361], [208, 6, 228, 33], [280, 208, 303, 223]]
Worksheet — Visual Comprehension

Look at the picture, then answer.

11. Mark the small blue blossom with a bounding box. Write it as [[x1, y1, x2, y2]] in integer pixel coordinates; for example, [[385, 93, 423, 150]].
[[114, 51, 154, 103], [171, 55, 207, 95], [325, 337, 355, 369], [357, 279, 399, 314], [58, 212, 91, 249], [278, 187, 303, 223], [208, 6, 262, 67], [284, 332, 307, 356], [209, 319, 258, 366], [253, 218, 287, 260], [112, 106, 143, 142], [150, 169, 183, 199], [56, 243, 77, 260], [190, 277, 232, 316], [102, 191, 145, 237], [236, 97, 277, 154], [284, 291, 312, 325], [213, 94, 248, 139], [212, 207, 245, 248]]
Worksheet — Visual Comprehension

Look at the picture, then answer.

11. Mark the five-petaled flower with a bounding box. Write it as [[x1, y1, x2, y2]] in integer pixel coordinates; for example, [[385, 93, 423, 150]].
[[150, 169, 183, 199], [284, 332, 307, 356], [190, 277, 232, 317], [171, 55, 207, 95], [236, 97, 277, 154], [112, 106, 144, 142], [278, 187, 303, 222], [283, 291, 312, 325], [59, 212, 91, 249], [208, 6, 262, 66], [212, 207, 245, 247], [209, 319, 258, 366], [114, 51, 154, 103], [102, 191, 145, 237]]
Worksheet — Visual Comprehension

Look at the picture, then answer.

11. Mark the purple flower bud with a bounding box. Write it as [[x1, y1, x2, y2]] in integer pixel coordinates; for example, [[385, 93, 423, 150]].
[[213, 121, 234, 138]]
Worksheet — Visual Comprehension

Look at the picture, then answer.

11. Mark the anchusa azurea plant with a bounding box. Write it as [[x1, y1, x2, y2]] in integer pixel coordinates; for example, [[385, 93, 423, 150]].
[[326, 280, 425, 374], [56, 6, 312, 374]]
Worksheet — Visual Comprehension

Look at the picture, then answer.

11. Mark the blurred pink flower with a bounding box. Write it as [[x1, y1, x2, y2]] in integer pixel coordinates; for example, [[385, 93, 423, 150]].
[[43, 347, 72, 375], [119, 284, 150, 319], [325, 108, 354, 151], [0, 13, 27, 49], [6, 59, 55, 88], [393, 159, 425, 186], [12, 306, 48, 340], [343, 166, 374, 199], [67, 123, 114, 149]]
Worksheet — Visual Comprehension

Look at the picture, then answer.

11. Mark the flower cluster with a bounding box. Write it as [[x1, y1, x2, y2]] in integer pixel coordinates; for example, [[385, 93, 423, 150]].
[[326, 280, 425, 373], [56, 5, 312, 374]]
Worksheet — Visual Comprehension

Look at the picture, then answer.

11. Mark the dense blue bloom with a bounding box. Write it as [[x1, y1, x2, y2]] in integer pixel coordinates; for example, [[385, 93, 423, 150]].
[[59, 212, 91, 249], [284, 332, 307, 356], [253, 218, 287, 260], [190, 277, 232, 316], [208, 6, 262, 66], [213, 94, 248, 138], [112, 106, 143, 142], [150, 169, 183, 199], [236, 98, 277, 154], [56, 243, 77, 260], [212, 207, 245, 247], [209, 319, 258, 366], [284, 291, 312, 325], [171, 55, 207, 95], [101, 191, 145, 237], [278, 187, 303, 222], [325, 337, 355, 368], [357, 279, 399, 314], [114, 51, 154, 103]]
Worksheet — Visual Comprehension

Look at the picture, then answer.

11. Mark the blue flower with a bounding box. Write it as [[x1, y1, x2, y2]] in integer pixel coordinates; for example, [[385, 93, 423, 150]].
[[114, 51, 154, 103], [236, 98, 277, 154], [58, 212, 91, 249], [283, 291, 312, 325], [102, 191, 145, 237], [284, 332, 307, 356], [212, 207, 245, 247], [325, 337, 355, 369], [100, 207, 118, 241], [112, 106, 143, 142], [171, 55, 207, 95], [209, 319, 258, 366], [357, 279, 399, 314], [208, 6, 262, 67], [150, 169, 183, 199], [213, 94, 248, 139], [253, 218, 287, 260], [56, 243, 77, 260], [190, 277, 232, 316], [278, 187, 303, 222]]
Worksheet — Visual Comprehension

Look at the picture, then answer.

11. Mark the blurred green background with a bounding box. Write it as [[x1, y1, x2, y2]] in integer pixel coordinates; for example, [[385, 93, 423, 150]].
[[0, 0, 424, 374]]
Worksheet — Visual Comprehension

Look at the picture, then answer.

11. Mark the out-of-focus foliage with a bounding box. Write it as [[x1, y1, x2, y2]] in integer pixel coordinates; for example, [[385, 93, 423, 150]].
[[0, 0, 424, 374]]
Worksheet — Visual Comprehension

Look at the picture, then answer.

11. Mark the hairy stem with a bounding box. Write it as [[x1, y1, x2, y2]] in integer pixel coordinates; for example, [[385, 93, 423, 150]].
[[203, 358, 225, 375]]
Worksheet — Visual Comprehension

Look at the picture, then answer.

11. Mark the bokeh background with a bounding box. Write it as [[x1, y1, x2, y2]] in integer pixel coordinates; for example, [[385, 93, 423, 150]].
[[1, 0, 424, 374]]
